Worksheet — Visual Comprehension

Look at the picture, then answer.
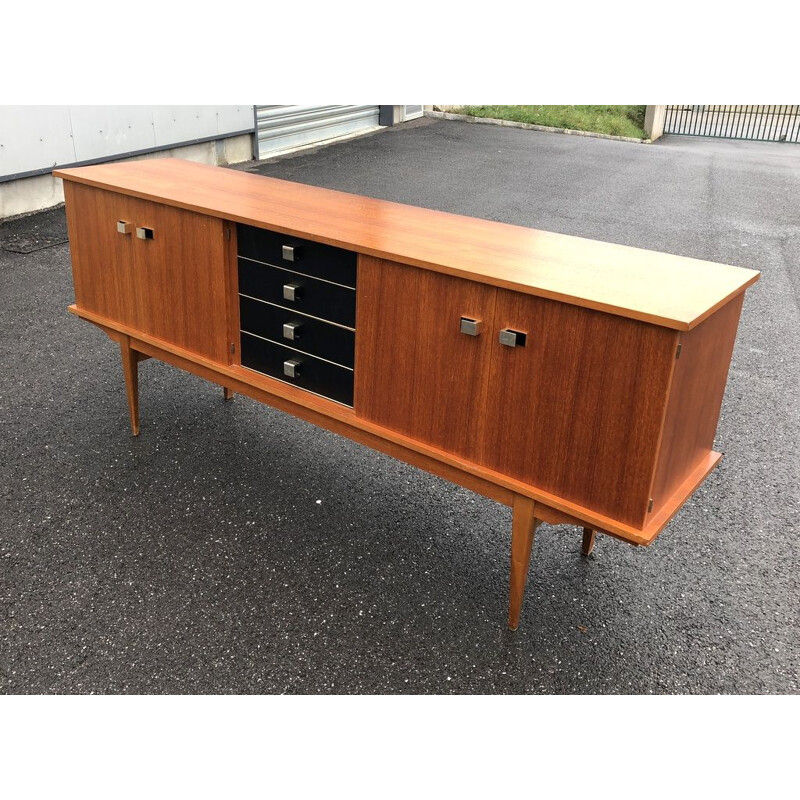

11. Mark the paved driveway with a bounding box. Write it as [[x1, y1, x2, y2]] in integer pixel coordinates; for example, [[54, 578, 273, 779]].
[[1, 119, 798, 693]]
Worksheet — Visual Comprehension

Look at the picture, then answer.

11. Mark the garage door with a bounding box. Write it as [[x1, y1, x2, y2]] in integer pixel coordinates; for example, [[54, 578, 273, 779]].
[[255, 105, 381, 159]]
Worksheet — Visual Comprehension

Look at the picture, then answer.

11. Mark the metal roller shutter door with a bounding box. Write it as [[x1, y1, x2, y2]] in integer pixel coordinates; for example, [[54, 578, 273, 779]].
[[255, 105, 381, 159]]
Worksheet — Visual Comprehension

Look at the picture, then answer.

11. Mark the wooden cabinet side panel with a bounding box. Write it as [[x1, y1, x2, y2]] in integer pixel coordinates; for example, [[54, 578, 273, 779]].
[[481, 292, 677, 528], [354, 256, 497, 462], [650, 293, 744, 514], [63, 183, 139, 328]]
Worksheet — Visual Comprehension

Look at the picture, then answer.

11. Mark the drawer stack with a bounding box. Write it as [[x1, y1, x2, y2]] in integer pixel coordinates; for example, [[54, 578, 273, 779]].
[[237, 224, 357, 406]]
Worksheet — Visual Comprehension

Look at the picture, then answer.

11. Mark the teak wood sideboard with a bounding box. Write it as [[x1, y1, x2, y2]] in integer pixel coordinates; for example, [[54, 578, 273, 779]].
[[55, 158, 760, 630]]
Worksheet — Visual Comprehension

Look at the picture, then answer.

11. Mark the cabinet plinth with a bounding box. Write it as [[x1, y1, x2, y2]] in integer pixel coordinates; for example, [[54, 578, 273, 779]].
[[55, 158, 759, 629]]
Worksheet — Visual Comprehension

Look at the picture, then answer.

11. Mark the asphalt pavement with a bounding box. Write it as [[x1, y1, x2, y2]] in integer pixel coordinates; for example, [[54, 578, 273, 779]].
[[1, 118, 798, 693]]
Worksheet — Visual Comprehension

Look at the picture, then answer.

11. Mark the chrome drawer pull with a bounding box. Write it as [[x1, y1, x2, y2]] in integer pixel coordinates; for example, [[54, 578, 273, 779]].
[[282, 244, 301, 262], [283, 282, 302, 302], [136, 226, 155, 240], [460, 316, 483, 336], [283, 321, 303, 341], [283, 358, 302, 378], [499, 329, 527, 348], [117, 220, 132, 235]]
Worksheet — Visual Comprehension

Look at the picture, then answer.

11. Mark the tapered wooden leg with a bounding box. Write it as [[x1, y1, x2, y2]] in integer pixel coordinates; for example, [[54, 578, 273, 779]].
[[223, 387, 235, 401], [119, 337, 140, 436], [581, 527, 596, 556], [508, 495, 540, 631]]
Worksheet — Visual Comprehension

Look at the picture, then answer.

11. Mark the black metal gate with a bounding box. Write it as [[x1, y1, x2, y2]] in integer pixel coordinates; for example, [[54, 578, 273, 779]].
[[664, 105, 800, 142]]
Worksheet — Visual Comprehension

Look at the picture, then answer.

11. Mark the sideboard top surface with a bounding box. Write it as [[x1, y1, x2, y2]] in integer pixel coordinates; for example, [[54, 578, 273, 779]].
[[55, 158, 759, 331]]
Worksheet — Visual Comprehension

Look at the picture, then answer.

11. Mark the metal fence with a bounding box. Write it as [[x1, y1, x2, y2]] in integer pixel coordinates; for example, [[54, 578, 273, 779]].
[[664, 105, 800, 142]]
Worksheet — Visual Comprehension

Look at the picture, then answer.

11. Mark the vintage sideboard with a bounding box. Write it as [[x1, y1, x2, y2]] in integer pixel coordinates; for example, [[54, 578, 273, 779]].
[[55, 158, 759, 629]]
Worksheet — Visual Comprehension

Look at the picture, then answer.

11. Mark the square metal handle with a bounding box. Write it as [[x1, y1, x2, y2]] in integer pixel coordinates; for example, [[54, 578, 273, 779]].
[[136, 226, 154, 240], [283, 321, 303, 341], [282, 245, 301, 262], [283, 358, 302, 378], [460, 317, 483, 336], [499, 328, 527, 348], [116, 220, 132, 235], [283, 282, 303, 302]]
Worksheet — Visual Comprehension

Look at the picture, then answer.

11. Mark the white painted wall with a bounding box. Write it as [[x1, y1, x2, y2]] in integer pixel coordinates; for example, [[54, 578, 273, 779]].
[[0, 106, 254, 179]]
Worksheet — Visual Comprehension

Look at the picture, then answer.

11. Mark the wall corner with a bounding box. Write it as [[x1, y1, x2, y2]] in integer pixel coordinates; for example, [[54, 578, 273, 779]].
[[644, 105, 667, 141]]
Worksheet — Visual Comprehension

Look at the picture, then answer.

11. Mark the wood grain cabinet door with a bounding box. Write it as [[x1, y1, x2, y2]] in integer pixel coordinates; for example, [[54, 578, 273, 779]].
[[129, 199, 229, 364], [355, 256, 497, 462], [480, 290, 678, 528], [63, 183, 139, 329], [65, 184, 229, 364]]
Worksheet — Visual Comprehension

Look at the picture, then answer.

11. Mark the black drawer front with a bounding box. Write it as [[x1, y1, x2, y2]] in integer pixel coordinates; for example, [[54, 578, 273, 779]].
[[237, 224, 357, 287], [240, 296, 355, 368], [241, 333, 354, 407], [238, 258, 356, 328]]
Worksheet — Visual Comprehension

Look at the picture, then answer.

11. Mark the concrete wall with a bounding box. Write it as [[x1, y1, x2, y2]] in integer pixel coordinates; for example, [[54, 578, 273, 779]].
[[0, 133, 253, 220], [0, 106, 253, 180], [644, 105, 667, 141], [380, 106, 426, 125], [0, 105, 255, 219]]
